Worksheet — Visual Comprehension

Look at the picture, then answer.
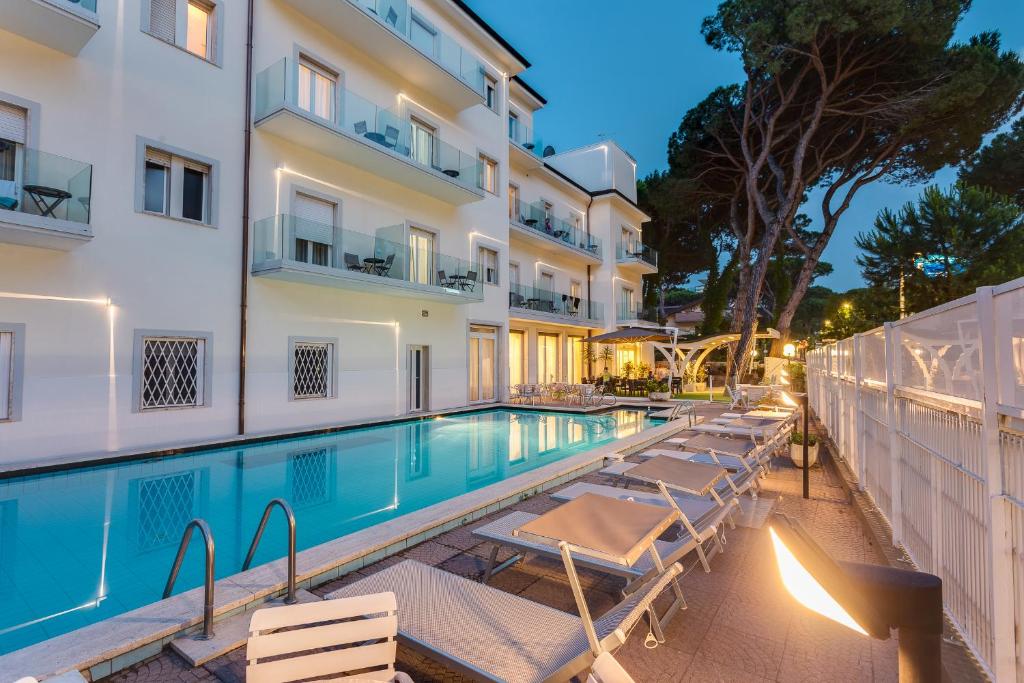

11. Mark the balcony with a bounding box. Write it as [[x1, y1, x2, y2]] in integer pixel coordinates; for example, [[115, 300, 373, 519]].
[[254, 58, 484, 206], [280, 0, 486, 111], [508, 120, 544, 168], [0, 147, 92, 250], [4, 0, 99, 55], [616, 240, 658, 274], [508, 284, 604, 328], [509, 199, 601, 262], [252, 214, 483, 303], [616, 301, 658, 325]]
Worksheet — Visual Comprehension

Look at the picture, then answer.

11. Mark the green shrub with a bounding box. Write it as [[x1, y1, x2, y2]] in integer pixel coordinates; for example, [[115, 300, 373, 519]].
[[790, 431, 818, 446]]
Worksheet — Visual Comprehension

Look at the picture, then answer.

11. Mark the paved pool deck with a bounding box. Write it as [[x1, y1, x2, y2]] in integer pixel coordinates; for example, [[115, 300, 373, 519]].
[[103, 406, 985, 683]]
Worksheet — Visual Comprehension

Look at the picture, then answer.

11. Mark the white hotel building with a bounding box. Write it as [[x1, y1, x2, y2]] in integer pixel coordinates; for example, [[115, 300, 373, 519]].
[[0, 0, 658, 466]]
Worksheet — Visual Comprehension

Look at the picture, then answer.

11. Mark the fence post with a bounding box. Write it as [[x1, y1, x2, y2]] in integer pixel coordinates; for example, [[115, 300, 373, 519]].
[[853, 334, 866, 490], [976, 285, 1016, 682], [884, 321, 903, 546]]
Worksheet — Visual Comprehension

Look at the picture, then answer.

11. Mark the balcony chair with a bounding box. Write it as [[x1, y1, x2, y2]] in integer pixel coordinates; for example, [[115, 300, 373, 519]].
[[375, 253, 395, 276], [383, 125, 399, 149], [326, 559, 682, 683], [437, 270, 453, 287], [510, 291, 527, 308], [354, 120, 368, 136], [246, 591, 412, 682], [461, 270, 478, 291], [344, 252, 366, 272], [0, 180, 18, 211]]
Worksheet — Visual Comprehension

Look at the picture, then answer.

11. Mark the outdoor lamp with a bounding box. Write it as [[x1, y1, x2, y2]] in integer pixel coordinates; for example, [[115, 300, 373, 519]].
[[780, 390, 811, 499], [783, 342, 796, 358], [769, 514, 943, 683]]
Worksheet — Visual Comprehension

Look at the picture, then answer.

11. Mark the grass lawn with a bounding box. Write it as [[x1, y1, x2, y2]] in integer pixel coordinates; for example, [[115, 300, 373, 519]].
[[674, 389, 729, 402]]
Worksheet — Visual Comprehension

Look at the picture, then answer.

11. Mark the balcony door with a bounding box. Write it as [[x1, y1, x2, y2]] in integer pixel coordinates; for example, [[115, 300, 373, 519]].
[[292, 193, 335, 267], [408, 227, 434, 285], [410, 117, 436, 168], [297, 58, 336, 122], [468, 325, 497, 403], [0, 102, 26, 206]]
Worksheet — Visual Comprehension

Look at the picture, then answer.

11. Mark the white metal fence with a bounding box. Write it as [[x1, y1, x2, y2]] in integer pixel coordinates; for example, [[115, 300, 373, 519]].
[[807, 278, 1024, 682]]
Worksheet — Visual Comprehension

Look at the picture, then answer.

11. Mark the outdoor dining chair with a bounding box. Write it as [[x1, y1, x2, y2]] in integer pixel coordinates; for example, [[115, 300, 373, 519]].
[[383, 125, 400, 149], [375, 253, 395, 276], [344, 253, 365, 271], [461, 270, 478, 291]]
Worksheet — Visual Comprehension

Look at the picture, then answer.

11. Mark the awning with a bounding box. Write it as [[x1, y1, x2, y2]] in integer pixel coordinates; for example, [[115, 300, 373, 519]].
[[582, 327, 675, 344]]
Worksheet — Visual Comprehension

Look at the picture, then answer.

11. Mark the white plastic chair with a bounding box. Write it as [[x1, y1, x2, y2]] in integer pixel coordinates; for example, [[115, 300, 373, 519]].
[[246, 591, 412, 683]]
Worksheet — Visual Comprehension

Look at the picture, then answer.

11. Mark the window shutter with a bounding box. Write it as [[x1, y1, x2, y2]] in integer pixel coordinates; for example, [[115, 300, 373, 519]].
[[292, 194, 336, 244], [0, 332, 13, 420], [182, 157, 209, 173], [0, 103, 27, 146], [145, 147, 172, 167], [149, 0, 176, 43]]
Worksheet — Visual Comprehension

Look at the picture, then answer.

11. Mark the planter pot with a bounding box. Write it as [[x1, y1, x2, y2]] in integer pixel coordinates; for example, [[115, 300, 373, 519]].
[[648, 392, 671, 401], [790, 442, 819, 468]]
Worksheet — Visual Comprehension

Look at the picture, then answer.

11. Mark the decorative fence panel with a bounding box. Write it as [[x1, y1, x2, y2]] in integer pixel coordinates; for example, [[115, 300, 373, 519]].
[[807, 277, 1024, 682]]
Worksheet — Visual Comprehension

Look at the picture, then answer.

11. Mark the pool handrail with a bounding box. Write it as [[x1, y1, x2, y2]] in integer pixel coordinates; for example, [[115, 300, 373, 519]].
[[163, 518, 216, 640], [241, 497, 298, 605]]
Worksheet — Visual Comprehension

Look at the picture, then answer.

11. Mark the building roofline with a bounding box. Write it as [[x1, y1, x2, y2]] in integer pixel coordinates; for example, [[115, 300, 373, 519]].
[[449, 0, 531, 70], [590, 189, 650, 220], [511, 75, 547, 105]]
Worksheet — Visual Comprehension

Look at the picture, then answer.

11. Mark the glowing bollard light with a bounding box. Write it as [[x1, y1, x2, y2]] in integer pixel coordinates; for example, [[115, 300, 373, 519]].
[[770, 514, 943, 683]]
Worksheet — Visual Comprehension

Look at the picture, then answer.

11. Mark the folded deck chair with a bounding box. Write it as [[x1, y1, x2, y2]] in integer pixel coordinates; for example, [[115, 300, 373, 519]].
[[552, 483, 732, 572], [587, 652, 636, 683], [326, 559, 683, 683], [246, 591, 412, 682]]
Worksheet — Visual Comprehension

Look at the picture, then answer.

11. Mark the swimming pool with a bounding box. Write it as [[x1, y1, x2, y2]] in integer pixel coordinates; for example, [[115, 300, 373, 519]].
[[0, 408, 660, 654]]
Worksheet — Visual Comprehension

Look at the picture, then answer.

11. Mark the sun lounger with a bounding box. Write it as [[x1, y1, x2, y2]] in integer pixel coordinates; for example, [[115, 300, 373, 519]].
[[326, 559, 683, 683], [246, 591, 412, 682], [587, 652, 637, 683]]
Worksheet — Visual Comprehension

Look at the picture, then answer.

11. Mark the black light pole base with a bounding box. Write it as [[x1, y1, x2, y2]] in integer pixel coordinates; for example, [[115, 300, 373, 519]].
[[802, 393, 810, 499]]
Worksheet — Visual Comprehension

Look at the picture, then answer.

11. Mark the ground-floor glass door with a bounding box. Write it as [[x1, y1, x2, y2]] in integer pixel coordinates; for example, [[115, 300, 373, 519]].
[[408, 345, 429, 412], [567, 335, 584, 383], [537, 333, 559, 384], [468, 325, 497, 402]]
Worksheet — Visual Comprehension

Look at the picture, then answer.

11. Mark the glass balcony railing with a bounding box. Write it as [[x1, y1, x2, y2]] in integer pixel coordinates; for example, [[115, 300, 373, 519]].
[[508, 120, 541, 155], [0, 147, 92, 225], [616, 301, 657, 323], [617, 240, 658, 268], [349, 0, 485, 96], [254, 58, 483, 194], [253, 214, 483, 301], [510, 199, 601, 258], [76, 0, 98, 11], [509, 283, 603, 324]]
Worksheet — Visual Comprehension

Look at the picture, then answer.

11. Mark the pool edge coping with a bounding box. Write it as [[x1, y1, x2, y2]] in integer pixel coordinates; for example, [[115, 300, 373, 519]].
[[0, 415, 689, 680]]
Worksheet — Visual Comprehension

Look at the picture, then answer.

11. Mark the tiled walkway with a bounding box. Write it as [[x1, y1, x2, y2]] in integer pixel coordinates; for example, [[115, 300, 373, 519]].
[[107, 412, 905, 682]]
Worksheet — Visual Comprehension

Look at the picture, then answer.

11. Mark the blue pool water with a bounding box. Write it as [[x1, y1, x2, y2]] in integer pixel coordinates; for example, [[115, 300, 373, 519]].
[[0, 408, 660, 654]]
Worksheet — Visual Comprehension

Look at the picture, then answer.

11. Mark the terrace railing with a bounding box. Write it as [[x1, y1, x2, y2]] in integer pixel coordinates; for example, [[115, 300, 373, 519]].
[[0, 147, 92, 225], [254, 58, 483, 193], [253, 214, 483, 301], [806, 276, 1024, 682], [616, 300, 657, 323], [508, 119, 541, 155], [616, 239, 658, 268], [509, 283, 603, 324], [510, 198, 601, 258]]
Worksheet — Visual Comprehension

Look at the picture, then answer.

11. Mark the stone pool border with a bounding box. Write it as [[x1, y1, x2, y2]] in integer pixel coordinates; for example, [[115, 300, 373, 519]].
[[0, 414, 690, 680]]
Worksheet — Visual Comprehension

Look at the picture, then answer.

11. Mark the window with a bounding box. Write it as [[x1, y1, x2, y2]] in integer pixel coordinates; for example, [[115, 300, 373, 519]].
[[539, 271, 554, 294], [144, 0, 220, 64], [136, 333, 211, 411], [479, 155, 497, 193], [410, 15, 436, 56], [409, 227, 434, 285], [0, 102, 26, 191], [290, 338, 336, 400], [298, 57, 336, 122], [570, 280, 582, 299], [508, 262, 520, 289], [410, 117, 436, 168], [137, 139, 216, 226], [508, 111, 519, 140], [185, 1, 212, 59], [537, 333, 559, 384], [568, 335, 584, 384], [485, 74, 498, 112], [292, 193, 336, 267], [0, 324, 24, 423], [479, 247, 498, 285], [509, 330, 525, 387], [508, 184, 519, 220]]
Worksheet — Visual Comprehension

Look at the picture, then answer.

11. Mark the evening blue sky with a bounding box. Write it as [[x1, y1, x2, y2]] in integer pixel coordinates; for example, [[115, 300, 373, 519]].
[[467, 0, 1024, 292]]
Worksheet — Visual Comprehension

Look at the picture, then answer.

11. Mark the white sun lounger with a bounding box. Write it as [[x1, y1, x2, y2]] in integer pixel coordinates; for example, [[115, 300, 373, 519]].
[[246, 591, 412, 682], [587, 651, 637, 683], [326, 559, 683, 683]]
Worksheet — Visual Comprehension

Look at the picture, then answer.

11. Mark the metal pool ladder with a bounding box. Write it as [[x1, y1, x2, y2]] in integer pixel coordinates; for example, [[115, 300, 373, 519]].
[[242, 498, 298, 605], [163, 518, 216, 640]]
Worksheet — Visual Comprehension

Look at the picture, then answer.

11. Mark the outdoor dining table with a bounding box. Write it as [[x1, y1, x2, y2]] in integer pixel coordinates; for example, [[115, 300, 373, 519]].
[[362, 257, 384, 273], [23, 184, 71, 218], [514, 492, 686, 634]]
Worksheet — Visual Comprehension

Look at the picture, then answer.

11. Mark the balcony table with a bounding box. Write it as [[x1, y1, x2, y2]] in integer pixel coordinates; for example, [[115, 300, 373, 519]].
[[363, 131, 387, 146], [523, 218, 538, 227], [24, 185, 72, 218], [362, 257, 384, 274]]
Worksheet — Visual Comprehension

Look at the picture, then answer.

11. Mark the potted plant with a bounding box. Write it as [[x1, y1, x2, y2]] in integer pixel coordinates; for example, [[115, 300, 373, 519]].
[[599, 345, 614, 374], [622, 361, 635, 380], [790, 431, 819, 467], [647, 379, 670, 401], [637, 361, 652, 378]]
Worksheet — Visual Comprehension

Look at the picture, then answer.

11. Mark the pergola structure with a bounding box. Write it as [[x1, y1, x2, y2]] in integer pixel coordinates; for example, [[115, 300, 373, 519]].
[[583, 327, 781, 383]]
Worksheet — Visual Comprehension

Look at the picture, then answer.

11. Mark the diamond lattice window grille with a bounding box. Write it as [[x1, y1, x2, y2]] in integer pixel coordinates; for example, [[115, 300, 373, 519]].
[[137, 471, 196, 551], [293, 342, 331, 399], [291, 448, 330, 507], [142, 337, 204, 409]]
